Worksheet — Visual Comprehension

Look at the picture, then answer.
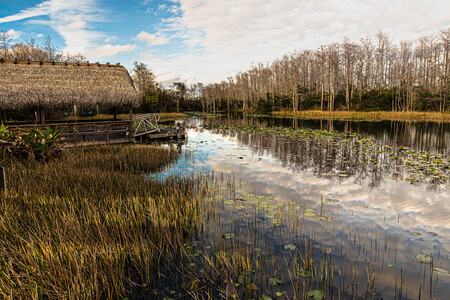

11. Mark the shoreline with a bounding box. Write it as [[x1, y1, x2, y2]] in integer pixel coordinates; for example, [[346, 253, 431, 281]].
[[271, 110, 450, 123]]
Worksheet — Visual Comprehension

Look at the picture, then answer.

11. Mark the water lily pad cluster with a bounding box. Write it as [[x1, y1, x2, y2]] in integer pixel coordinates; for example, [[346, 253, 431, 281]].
[[202, 124, 449, 189]]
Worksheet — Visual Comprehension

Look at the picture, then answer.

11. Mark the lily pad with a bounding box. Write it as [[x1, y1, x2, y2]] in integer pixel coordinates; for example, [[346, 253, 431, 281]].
[[387, 264, 394, 268], [259, 295, 273, 300], [307, 289, 324, 300], [237, 272, 252, 284], [410, 232, 421, 236], [223, 233, 235, 239], [304, 212, 316, 217], [326, 198, 340, 202], [315, 216, 332, 221], [271, 219, 282, 226], [322, 248, 332, 254], [268, 277, 282, 286], [433, 268, 450, 276], [298, 269, 312, 277], [415, 253, 432, 263], [284, 243, 297, 251]]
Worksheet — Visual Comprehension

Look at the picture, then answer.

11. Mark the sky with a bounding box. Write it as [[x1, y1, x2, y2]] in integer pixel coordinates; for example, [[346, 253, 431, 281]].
[[0, 0, 449, 86]]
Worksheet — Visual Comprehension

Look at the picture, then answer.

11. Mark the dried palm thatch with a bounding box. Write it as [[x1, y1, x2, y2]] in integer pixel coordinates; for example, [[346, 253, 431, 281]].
[[0, 60, 138, 109]]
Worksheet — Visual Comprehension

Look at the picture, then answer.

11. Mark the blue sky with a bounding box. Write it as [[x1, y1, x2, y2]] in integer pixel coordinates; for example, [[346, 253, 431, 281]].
[[1, 0, 450, 85]]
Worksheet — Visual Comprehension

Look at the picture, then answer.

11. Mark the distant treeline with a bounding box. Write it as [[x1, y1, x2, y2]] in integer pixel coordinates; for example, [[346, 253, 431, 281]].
[[198, 29, 450, 113], [0, 31, 87, 63]]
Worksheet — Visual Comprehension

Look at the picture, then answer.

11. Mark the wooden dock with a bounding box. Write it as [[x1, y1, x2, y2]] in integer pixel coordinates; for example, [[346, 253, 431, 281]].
[[141, 128, 186, 140], [5, 119, 186, 147]]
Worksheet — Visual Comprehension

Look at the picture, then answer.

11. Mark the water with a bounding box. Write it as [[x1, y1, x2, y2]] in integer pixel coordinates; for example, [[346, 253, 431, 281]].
[[201, 114, 450, 155], [153, 116, 450, 300]]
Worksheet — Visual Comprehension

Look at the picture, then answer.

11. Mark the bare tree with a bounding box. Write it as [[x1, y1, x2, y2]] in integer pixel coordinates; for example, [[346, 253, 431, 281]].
[[0, 30, 12, 59], [43, 35, 57, 61]]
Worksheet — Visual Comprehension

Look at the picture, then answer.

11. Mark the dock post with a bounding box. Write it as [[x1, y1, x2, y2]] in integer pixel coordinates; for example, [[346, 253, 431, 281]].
[[39, 107, 46, 125], [73, 123, 77, 144], [0, 167, 6, 194], [176, 122, 181, 141], [105, 123, 110, 144], [128, 106, 133, 142]]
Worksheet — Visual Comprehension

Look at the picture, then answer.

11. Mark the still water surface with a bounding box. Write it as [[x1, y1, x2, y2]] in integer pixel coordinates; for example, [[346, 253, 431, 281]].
[[155, 116, 450, 299]]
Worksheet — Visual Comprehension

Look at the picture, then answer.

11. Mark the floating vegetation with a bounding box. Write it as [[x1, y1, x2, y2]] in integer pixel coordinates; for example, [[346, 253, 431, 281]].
[[307, 290, 324, 300], [202, 124, 449, 190], [268, 277, 282, 286], [433, 268, 450, 276], [298, 269, 313, 277], [223, 233, 236, 239], [415, 253, 433, 263], [284, 244, 297, 251]]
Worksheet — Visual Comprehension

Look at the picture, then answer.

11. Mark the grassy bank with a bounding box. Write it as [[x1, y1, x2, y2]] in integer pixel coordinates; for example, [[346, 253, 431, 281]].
[[272, 110, 450, 122], [0, 145, 205, 299]]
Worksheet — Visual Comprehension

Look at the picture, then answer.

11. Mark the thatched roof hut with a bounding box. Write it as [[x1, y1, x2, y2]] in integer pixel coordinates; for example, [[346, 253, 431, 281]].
[[0, 60, 138, 110]]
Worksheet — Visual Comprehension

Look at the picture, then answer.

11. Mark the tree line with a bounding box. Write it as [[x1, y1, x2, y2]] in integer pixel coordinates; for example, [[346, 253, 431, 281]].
[[0, 30, 87, 63], [131, 61, 200, 113], [199, 28, 450, 113]]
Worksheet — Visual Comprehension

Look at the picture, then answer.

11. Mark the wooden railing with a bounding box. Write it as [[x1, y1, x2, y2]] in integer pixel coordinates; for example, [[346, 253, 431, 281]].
[[7, 120, 134, 146]]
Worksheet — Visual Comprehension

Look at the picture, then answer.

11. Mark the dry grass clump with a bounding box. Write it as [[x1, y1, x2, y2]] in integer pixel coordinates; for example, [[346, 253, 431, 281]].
[[0, 145, 205, 299], [158, 112, 189, 120], [273, 110, 450, 122]]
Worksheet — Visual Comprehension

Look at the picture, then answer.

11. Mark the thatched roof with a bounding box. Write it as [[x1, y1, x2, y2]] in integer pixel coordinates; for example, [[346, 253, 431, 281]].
[[0, 60, 138, 109]]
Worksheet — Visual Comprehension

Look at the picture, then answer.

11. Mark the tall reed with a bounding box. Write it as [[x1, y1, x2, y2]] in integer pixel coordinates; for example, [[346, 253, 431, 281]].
[[0, 145, 205, 299]]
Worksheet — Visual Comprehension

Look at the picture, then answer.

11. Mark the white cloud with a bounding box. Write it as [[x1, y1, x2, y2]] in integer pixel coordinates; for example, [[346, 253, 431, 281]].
[[0, 0, 131, 60], [0, 0, 104, 54], [6, 29, 22, 40], [145, 0, 450, 84], [105, 36, 117, 43], [88, 44, 137, 58], [0, 1, 51, 23], [36, 33, 44, 38], [135, 31, 170, 46]]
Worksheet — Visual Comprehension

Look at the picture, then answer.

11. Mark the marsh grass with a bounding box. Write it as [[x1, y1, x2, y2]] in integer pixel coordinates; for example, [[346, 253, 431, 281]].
[[272, 110, 450, 122], [0, 145, 206, 299]]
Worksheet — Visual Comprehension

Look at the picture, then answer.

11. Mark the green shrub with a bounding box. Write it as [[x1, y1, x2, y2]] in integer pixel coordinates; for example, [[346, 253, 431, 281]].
[[0, 124, 63, 161]]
